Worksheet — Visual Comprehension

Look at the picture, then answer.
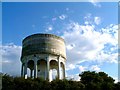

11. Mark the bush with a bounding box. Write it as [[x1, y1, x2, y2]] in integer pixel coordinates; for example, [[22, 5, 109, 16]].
[[2, 74, 14, 90], [1, 71, 120, 90]]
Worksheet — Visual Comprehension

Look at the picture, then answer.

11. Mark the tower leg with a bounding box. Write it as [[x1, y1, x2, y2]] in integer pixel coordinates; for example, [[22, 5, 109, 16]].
[[30, 69, 33, 78], [24, 62, 27, 79], [21, 64, 24, 77], [63, 64, 66, 79], [47, 57, 50, 81], [57, 56, 61, 79], [34, 61, 37, 78]]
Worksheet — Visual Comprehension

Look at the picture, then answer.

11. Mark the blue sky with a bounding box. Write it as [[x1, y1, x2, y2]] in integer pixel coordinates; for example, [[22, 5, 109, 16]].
[[2, 2, 118, 45], [2, 2, 118, 81]]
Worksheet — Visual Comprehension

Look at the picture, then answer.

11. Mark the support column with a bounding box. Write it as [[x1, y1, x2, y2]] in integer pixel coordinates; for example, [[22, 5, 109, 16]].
[[30, 69, 33, 78], [24, 62, 27, 79], [34, 60, 37, 78], [47, 56, 50, 81], [21, 63, 24, 77], [58, 56, 60, 79], [63, 64, 66, 79]]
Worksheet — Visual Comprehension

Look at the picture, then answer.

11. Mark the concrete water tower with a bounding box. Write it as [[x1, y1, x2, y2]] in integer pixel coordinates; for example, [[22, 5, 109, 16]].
[[20, 33, 66, 81]]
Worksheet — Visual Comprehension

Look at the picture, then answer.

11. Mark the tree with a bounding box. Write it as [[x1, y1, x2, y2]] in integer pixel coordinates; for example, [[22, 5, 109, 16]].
[[114, 82, 120, 90], [79, 71, 115, 90], [2, 71, 119, 90], [2, 74, 14, 90], [50, 79, 70, 90], [98, 72, 115, 90], [68, 80, 85, 90]]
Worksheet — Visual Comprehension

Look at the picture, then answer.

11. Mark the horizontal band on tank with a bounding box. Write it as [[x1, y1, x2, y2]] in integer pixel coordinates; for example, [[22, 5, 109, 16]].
[[22, 37, 65, 48], [21, 50, 66, 60], [23, 42, 65, 47], [22, 33, 65, 43], [21, 48, 66, 59]]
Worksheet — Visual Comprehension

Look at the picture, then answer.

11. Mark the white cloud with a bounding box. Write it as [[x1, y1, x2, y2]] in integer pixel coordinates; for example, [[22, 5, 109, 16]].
[[62, 22, 118, 71], [113, 77, 118, 83], [94, 17, 101, 25], [48, 26, 53, 31], [59, 14, 67, 20], [66, 44, 75, 50], [52, 14, 67, 22], [84, 14, 102, 25], [89, 0, 101, 7], [79, 66, 87, 72], [79, 65, 100, 73], [1, 43, 22, 76], [52, 17, 57, 21], [84, 21, 89, 25], [66, 64, 76, 70], [90, 65, 100, 71], [66, 73, 80, 81], [84, 13, 92, 25], [45, 25, 53, 32]]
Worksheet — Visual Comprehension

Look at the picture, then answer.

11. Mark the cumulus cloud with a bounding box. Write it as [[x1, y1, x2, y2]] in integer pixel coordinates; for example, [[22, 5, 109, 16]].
[[59, 14, 67, 20], [78, 65, 100, 73], [84, 13, 92, 25], [52, 14, 67, 22], [114, 77, 118, 83], [94, 17, 101, 25], [1, 43, 22, 76], [90, 65, 100, 71], [48, 26, 53, 31], [62, 22, 118, 71], [84, 13, 101, 25], [45, 25, 53, 32], [79, 66, 87, 72], [66, 73, 80, 81], [66, 64, 76, 70]]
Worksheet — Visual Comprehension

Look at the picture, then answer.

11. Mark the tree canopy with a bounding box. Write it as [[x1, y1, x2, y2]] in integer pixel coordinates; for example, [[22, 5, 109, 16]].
[[1, 71, 120, 90], [79, 71, 115, 90]]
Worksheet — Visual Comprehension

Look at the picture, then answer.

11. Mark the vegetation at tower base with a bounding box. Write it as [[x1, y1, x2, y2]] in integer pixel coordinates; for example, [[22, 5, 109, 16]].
[[1, 71, 120, 90], [79, 71, 115, 90]]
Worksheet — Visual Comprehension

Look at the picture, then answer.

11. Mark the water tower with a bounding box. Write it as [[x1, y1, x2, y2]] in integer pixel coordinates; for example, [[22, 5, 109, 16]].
[[20, 33, 66, 81]]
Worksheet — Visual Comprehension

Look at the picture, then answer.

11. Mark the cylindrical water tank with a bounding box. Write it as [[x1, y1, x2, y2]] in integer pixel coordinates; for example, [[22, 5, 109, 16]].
[[21, 33, 66, 60]]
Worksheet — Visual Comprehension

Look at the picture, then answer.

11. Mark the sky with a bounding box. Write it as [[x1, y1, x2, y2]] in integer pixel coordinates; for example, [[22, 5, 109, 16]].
[[2, 0, 120, 2], [1, 2, 118, 82]]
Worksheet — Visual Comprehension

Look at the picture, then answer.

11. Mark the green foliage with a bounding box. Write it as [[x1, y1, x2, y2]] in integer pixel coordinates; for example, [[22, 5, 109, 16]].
[[1, 71, 120, 90], [50, 79, 85, 90], [79, 71, 115, 90], [68, 80, 85, 90], [114, 82, 120, 90], [2, 74, 14, 90], [51, 79, 69, 90]]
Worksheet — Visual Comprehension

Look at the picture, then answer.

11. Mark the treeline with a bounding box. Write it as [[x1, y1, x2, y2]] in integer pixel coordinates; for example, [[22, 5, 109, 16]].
[[1, 71, 120, 90]]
